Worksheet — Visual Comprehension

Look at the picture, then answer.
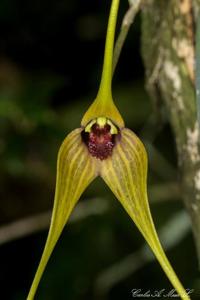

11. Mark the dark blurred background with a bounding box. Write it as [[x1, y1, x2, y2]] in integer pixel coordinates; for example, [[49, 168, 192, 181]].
[[0, 0, 199, 299]]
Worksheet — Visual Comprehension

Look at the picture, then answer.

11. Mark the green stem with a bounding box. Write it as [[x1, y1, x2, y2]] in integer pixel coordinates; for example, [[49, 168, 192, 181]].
[[81, 0, 124, 128], [113, 0, 141, 74], [97, 0, 120, 100]]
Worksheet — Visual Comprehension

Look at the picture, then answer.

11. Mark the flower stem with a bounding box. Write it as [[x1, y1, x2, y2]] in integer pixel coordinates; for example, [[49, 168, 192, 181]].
[[81, 0, 124, 128], [113, 0, 141, 74], [97, 0, 120, 100]]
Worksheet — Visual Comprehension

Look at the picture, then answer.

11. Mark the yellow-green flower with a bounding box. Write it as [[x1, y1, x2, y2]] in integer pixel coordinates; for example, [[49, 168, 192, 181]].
[[27, 1, 190, 299]]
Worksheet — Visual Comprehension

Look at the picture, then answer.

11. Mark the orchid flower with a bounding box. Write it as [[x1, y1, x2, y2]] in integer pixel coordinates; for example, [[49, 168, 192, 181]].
[[27, 1, 190, 299]]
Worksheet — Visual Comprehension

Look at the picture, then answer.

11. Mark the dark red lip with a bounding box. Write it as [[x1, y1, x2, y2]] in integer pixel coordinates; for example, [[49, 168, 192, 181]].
[[82, 123, 116, 160]]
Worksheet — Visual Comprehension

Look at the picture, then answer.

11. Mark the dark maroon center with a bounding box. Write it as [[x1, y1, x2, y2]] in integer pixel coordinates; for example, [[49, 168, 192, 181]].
[[82, 123, 116, 160]]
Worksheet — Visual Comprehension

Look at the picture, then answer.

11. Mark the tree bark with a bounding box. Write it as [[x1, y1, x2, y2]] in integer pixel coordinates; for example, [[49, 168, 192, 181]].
[[141, 0, 200, 263]]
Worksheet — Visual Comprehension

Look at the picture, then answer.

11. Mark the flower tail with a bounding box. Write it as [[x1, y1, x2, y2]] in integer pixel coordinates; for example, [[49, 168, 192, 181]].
[[27, 129, 97, 299], [100, 128, 190, 300]]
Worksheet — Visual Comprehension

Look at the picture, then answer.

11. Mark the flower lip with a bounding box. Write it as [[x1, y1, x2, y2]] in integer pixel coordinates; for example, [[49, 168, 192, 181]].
[[82, 117, 119, 160]]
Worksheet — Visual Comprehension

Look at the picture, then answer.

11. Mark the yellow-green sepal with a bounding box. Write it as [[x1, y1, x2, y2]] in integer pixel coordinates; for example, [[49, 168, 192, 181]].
[[27, 128, 98, 300], [99, 128, 190, 300], [81, 94, 125, 128]]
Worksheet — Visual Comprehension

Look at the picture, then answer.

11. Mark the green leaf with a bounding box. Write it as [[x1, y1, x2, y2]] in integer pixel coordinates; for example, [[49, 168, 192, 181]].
[[100, 128, 190, 300], [27, 128, 97, 300]]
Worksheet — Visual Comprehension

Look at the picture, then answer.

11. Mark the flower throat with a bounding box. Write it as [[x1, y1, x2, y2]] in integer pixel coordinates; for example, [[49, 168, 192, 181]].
[[82, 117, 119, 160]]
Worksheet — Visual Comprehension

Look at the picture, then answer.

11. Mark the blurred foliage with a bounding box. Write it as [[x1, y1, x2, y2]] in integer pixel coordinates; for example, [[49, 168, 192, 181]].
[[0, 0, 198, 299]]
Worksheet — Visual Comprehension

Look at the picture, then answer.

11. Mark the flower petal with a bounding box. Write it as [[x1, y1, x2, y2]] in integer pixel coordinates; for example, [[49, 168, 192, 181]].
[[27, 128, 98, 300], [81, 96, 125, 129], [100, 128, 189, 300]]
